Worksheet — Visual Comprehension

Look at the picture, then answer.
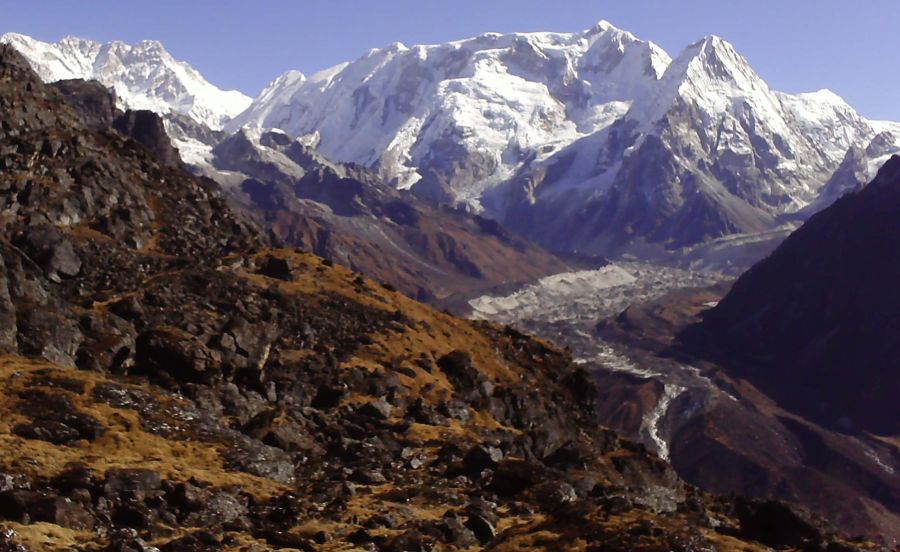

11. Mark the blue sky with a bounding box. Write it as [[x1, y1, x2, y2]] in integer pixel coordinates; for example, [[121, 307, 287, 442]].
[[3, 0, 898, 120]]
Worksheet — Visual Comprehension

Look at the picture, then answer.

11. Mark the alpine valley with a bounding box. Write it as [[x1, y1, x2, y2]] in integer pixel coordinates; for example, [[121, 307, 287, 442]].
[[0, 18, 898, 550]]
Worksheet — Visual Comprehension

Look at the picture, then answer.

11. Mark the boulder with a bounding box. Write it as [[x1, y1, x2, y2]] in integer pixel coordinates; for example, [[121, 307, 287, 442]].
[[432, 515, 478, 548], [103, 469, 162, 501], [14, 225, 81, 280], [0, 255, 17, 351], [15, 307, 83, 367], [257, 256, 293, 281], [462, 444, 503, 474], [113, 110, 182, 168], [355, 399, 393, 421], [135, 327, 222, 385], [464, 514, 496, 543], [0, 490, 95, 530], [436, 351, 481, 391], [13, 390, 105, 445]]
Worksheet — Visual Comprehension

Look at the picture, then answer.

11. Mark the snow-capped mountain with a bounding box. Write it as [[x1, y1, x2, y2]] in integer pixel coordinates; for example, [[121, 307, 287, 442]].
[[0, 33, 251, 129], [228, 21, 671, 205], [490, 35, 895, 253], [227, 22, 899, 254]]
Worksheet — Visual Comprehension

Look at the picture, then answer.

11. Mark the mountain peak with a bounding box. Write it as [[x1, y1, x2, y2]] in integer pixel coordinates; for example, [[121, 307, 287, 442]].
[[387, 41, 408, 52], [655, 35, 740, 80], [582, 19, 644, 47], [134, 39, 169, 54], [795, 88, 850, 108], [99, 38, 173, 62], [56, 34, 101, 51], [588, 19, 617, 34], [692, 34, 730, 49], [632, 33, 765, 121], [680, 34, 745, 72], [272, 69, 307, 85], [0, 31, 32, 44], [2, 33, 251, 129]]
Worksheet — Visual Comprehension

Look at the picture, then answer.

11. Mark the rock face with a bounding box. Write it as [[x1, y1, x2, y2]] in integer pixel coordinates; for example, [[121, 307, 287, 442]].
[[0, 44, 870, 551], [492, 40, 885, 255], [113, 109, 183, 168], [49, 79, 118, 129], [801, 129, 900, 215], [50, 77, 186, 170], [684, 156, 900, 436], [593, 283, 900, 547]]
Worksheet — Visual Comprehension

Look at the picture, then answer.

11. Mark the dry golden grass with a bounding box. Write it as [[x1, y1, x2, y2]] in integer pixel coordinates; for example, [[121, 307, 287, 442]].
[[0, 356, 289, 499], [489, 507, 778, 552], [1, 522, 95, 552], [239, 250, 519, 385], [68, 222, 114, 244], [236, 249, 528, 446]]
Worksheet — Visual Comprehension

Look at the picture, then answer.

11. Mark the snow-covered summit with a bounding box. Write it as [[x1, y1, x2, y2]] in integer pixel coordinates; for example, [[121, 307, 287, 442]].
[[483, 30, 899, 255], [632, 36, 778, 126], [225, 20, 899, 248], [1, 32, 251, 129], [228, 21, 671, 205]]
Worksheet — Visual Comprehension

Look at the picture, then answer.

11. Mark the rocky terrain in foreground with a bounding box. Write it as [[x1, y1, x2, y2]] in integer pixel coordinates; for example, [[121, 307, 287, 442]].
[[0, 43, 883, 551]]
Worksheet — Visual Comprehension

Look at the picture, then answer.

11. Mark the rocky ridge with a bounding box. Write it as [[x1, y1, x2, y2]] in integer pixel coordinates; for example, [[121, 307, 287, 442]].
[[206, 128, 578, 302]]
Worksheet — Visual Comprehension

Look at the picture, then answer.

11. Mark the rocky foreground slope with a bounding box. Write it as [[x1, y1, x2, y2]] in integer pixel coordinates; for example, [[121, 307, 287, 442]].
[[0, 44, 879, 551]]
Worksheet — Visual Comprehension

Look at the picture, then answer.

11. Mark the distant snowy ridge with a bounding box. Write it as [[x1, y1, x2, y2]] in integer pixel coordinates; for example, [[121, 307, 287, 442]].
[[5, 24, 899, 256], [1, 33, 251, 130]]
